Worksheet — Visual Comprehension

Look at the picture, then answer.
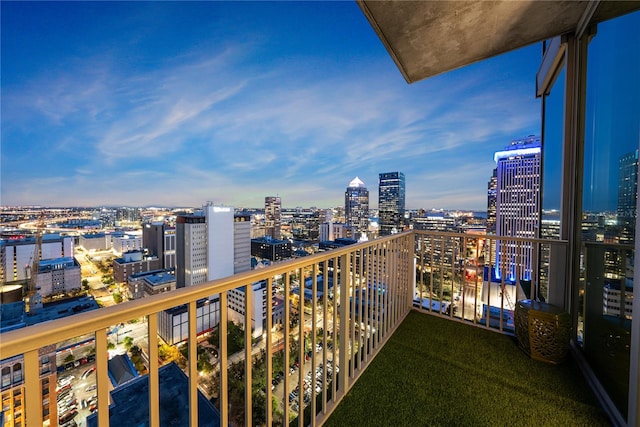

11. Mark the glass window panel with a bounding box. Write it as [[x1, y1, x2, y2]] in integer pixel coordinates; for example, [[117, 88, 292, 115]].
[[540, 66, 566, 301], [581, 11, 639, 419]]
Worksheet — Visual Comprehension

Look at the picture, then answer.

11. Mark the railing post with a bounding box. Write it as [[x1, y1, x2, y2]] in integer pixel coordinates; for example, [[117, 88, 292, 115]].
[[338, 253, 350, 395], [148, 313, 160, 427], [96, 328, 109, 426], [298, 267, 305, 427], [311, 263, 318, 425], [283, 272, 290, 421], [23, 349, 42, 427], [188, 300, 198, 427], [219, 292, 229, 427], [321, 261, 329, 414], [350, 251, 368, 376], [266, 277, 273, 426], [331, 256, 339, 403], [244, 284, 253, 427]]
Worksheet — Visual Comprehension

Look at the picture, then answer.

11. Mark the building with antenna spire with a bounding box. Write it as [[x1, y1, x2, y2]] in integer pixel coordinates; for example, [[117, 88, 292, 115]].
[[344, 177, 369, 239]]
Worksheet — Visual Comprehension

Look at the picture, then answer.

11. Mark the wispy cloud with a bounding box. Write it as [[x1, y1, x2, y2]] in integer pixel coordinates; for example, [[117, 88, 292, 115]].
[[1, 3, 541, 209]]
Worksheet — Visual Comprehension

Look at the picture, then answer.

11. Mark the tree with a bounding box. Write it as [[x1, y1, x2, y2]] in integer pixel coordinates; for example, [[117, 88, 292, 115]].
[[82, 279, 90, 291], [123, 336, 134, 350], [107, 342, 116, 350], [64, 354, 75, 364], [130, 345, 142, 357], [207, 321, 246, 357]]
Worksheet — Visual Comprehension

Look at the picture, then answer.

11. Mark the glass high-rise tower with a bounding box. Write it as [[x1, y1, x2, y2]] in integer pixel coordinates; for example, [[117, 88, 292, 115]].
[[345, 177, 369, 238], [494, 136, 541, 281], [618, 150, 638, 244], [378, 172, 406, 236]]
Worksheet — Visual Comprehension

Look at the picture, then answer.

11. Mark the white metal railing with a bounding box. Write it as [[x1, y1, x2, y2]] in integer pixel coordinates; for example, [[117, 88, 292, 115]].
[[0, 230, 567, 426], [0, 232, 414, 427], [413, 230, 569, 333]]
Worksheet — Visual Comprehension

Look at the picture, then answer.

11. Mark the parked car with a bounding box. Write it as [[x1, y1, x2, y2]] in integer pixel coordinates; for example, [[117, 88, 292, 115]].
[[58, 410, 77, 424]]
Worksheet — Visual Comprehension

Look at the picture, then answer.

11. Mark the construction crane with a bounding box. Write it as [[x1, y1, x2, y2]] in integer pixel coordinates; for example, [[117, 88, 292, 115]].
[[25, 211, 46, 312]]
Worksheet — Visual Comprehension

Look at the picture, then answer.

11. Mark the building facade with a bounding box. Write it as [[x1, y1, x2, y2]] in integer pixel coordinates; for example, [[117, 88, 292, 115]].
[[493, 136, 541, 281], [378, 171, 406, 236], [251, 237, 292, 262], [291, 209, 320, 242], [0, 234, 74, 284], [127, 270, 176, 300], [234, 214, 251, 274], [36, 257, 81, 297], [112, 234, 143, 256], [158, 297, 221, 345], [78, 232, 109, 252], [0, 346, 57, 427], [486, 168, 497, 235], [618, 149, 638, 244], [113, 251, 162, 285], [175, 214, 207, 288], [319, 222, 353, 242], [227, 280, 283, 338], [204, 204, 234, 281], [344, 177, 369, 239], [142, 222, 176, 269], [264, 196, 282, 240]]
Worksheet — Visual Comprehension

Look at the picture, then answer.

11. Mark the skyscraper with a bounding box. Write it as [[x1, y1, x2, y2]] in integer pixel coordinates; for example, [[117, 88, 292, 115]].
[[142, 222, 175, 269], [494, 135, 541, 281], [204, 204, 234, 281], [234, 214, 251, 274], [175, 214, 207, 288], [345, 177, 369, 238], [378, 172, 406, 236], [175, 204, 235, 288], [618, 149, 638, 244], [265, 196, 282, 240], [142, 222, 165, 261], [486, 168, 497, 234]]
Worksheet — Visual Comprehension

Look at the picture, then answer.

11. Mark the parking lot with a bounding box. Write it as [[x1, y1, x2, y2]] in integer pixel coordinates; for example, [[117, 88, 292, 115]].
[[56, 361, 99, 426]]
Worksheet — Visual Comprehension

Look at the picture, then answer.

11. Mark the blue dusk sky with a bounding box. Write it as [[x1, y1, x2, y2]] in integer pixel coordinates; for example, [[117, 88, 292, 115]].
[[1, 1, 542, 210]]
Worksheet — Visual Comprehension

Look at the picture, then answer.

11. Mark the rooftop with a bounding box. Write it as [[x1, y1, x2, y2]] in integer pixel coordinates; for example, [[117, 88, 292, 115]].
[[87, 362, 221, 427], [0, 295, 99, 332], [38, 256, 77, 272]]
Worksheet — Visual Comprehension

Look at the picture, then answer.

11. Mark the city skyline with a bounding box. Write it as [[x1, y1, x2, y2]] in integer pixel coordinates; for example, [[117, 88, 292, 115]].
[[1, 2, 540, 210]]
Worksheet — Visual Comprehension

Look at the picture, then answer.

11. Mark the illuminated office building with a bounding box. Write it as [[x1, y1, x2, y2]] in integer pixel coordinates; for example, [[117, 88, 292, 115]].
[[494, 136, 541, 281], [378, 172, 406, 236], [345, 177, 369, 239], [618, 149, 638, 244]]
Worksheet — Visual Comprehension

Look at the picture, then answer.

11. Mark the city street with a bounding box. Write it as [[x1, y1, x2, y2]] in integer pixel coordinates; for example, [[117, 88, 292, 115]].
[[75, 247, 117, 307]]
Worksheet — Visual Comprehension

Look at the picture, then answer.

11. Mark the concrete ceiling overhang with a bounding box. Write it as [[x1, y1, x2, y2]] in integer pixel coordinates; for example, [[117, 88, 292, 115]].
[[357, 0, 640, 83]]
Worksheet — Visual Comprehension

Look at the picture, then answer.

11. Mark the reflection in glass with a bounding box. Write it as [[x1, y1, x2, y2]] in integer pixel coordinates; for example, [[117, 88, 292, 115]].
[[540, 66, 565, 301], [580, 11, 639, 420]]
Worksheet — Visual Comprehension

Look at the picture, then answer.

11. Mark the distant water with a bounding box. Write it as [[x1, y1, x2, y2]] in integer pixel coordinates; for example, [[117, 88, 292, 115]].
[[473, 211, 487, 219]]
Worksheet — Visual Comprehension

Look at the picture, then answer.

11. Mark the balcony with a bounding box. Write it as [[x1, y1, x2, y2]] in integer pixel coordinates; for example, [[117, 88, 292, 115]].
[[2, 230, 620, 427], [324, 310, 609, 426]]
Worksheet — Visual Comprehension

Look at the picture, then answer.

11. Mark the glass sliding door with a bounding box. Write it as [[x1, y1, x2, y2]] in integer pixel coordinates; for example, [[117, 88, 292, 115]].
[[580, 11, 640, 420]]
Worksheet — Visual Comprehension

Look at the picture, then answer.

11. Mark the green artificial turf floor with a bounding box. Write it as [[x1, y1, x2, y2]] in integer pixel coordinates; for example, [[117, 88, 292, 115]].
[[324, 310, 610, 427]]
